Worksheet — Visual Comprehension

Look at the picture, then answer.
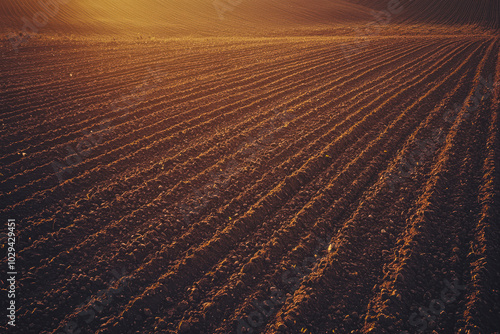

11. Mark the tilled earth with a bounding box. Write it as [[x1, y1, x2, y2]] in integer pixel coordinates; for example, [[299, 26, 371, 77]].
[[1, 5, 500, 334]]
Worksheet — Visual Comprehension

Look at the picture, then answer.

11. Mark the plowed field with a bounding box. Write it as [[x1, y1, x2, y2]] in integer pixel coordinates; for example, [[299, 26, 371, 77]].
[[1, 1, 499, 334]]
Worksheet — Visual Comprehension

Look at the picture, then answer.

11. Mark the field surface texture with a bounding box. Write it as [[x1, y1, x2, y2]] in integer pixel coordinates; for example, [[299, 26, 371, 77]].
[[1, 0, 499, 333]]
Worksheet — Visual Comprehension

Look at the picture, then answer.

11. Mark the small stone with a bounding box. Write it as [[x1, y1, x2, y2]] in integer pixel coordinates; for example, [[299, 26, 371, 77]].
[[155, 318, 167, 330]]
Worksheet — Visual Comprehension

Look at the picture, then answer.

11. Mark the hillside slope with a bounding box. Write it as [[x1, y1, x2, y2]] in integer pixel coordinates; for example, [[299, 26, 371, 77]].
[[0, 0, 371, 36], [2, 0, 497, 38]]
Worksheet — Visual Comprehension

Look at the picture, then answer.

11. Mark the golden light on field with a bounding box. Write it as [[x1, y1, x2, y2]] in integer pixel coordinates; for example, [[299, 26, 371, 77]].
[[1, 0, 499, 333], [2, 0, 496, 40], [1, 0, 380, 37]]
